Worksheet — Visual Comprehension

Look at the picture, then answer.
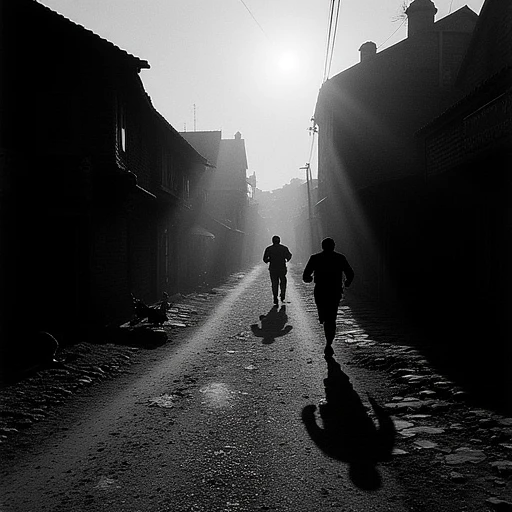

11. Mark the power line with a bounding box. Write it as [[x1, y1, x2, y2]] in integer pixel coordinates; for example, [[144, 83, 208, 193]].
[[322, 0, 342, 82], [327, 0, 342, 80], [377, 17, 407, 50], [238, 0, 269, 40], [307, 121, 317, 167], [323, 0, 336, 82], [239, 0, 321, 189]]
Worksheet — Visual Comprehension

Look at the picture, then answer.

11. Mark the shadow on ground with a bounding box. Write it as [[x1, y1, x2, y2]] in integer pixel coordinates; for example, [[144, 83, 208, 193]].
[[250, 305, 293, 344], [346, 296, 512, 415], [301, 357, 395, 491]]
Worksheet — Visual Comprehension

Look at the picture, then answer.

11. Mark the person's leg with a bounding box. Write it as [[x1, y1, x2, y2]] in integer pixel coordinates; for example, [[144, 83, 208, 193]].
[[323, 296, 341, 358], [270, 272, 279, 304], [314, 286, 324, 323], [322, 306, 336, 357], [324, 319, 336, 344], [280, 273, 287, 301]]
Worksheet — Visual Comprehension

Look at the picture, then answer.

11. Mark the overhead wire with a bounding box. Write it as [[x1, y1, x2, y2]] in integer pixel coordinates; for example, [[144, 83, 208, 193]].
[[313, 0, 343, 183], [326, 0, 342, 81], [313, 0, 411, 186], [309, 0, 340, 186], [322, 0, 343, 83], [238, 0, 270, 41], [237, 0, 322, 185], [322, 0, 336, 83], [376, 17, 407, 50]]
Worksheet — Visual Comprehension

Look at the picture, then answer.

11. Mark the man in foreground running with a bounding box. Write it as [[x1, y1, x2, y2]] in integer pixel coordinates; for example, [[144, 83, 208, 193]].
[[303, 237, 354, 358]]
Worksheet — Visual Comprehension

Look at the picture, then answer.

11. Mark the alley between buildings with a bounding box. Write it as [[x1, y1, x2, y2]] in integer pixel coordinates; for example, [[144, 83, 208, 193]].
[[1, 265, 512, 512]]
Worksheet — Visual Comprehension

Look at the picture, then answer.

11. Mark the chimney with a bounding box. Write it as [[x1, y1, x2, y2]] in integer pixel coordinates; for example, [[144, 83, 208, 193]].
[[406, 0, 438, 37], [359, 41, 377, 63], [234, 131, 242, 140]]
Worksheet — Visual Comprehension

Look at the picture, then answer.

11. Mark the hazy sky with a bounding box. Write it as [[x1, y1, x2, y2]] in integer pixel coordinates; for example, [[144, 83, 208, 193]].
[[39, 0, 484, 191]]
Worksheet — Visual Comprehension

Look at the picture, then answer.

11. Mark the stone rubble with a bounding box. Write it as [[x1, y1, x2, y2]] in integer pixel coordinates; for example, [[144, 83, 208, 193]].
[[2, 268, 511, 510], [294, 268, 512, 509], [0, 287, 223, 444], [332, 300, 512, 510]]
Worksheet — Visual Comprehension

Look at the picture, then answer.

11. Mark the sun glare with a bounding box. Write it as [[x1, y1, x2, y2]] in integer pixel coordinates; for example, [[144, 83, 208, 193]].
[[254, 43, 309, 96], [276, 51, 298, 73]]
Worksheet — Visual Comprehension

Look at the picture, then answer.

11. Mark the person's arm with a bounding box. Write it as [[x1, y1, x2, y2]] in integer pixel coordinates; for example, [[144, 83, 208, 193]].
[[286, 248, 292, 262], [263, 247, 270, 264], [302, 256, 314, 283], [343, 258, 355, 288]]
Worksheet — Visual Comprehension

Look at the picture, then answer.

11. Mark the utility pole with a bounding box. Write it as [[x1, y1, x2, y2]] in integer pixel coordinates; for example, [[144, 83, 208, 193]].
[[300, 162, 314, 256], [300, 163, 313, 221], [303, 118, 318, 251]]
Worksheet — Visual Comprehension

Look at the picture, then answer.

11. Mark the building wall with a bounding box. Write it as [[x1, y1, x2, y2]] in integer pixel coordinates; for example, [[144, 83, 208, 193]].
[[314, 7, 477, 303], [425, 81, 511, 177], [457, 0, 512, 91], [316, 24, 475, 194], [0, 0, 207, 370], [417, 0, 512, 408], [90, 209, 131, 326]]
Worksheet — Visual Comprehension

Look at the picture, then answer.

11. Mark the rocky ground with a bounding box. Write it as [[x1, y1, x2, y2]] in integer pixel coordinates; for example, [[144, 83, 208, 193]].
[[337, 315, 512, 511], [1, 268, 511, 511], [0, 285, 222, 442], [296, 283, 512, 511]]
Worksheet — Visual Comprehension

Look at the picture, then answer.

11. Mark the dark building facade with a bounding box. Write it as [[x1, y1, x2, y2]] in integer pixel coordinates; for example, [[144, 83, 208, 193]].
[[420, 0, 511, 310], [314, 0, 478, 302], [418, 0, 512, 404], [314, 0, 511, 409], [0, 0, 208, 370]]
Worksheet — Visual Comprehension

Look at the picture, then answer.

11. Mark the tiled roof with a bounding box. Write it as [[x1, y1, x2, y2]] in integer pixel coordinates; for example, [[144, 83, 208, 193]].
[[180, 131, 222, 168], [433, 5, 477, 32], [148, 106, 209, 166], [217, 138, 248, 172], [325, 5, 477, 86], [29, 0, 149, 70]]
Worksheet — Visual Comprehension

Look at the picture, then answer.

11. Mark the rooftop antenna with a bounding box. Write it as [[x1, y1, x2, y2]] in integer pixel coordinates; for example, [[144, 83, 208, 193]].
[[193, 104, 197, 132]]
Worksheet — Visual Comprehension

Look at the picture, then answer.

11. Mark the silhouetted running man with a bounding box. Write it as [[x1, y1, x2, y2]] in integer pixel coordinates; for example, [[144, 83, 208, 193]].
[[303, 237, 354, 358], [263, 235, 292, 305]]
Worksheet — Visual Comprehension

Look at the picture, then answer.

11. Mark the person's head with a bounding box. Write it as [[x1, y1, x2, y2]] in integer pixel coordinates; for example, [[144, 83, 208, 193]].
[[272, 235, 280, 245], [321, 237, 335, 252]]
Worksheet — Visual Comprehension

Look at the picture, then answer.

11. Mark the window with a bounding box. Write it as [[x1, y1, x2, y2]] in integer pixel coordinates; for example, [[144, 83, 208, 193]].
[[116, 96, 127, 154]]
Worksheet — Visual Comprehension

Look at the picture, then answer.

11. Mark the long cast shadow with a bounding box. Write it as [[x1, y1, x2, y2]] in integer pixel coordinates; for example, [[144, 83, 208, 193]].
[[301, 357, 395, 491], [346, 296, 512, 414], [250, 305, 293, 344]]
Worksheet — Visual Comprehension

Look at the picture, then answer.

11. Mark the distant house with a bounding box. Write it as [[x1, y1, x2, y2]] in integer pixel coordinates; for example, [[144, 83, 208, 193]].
[[180, 130, 254, 275], [314, 0, 478, 301], [0, 0, 208, 360], [210, 132, 249, 231]]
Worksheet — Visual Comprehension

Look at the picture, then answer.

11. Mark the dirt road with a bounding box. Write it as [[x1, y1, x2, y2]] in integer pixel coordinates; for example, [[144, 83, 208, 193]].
[[0, 264, 410, 511], [2, 264, 512, 511]]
